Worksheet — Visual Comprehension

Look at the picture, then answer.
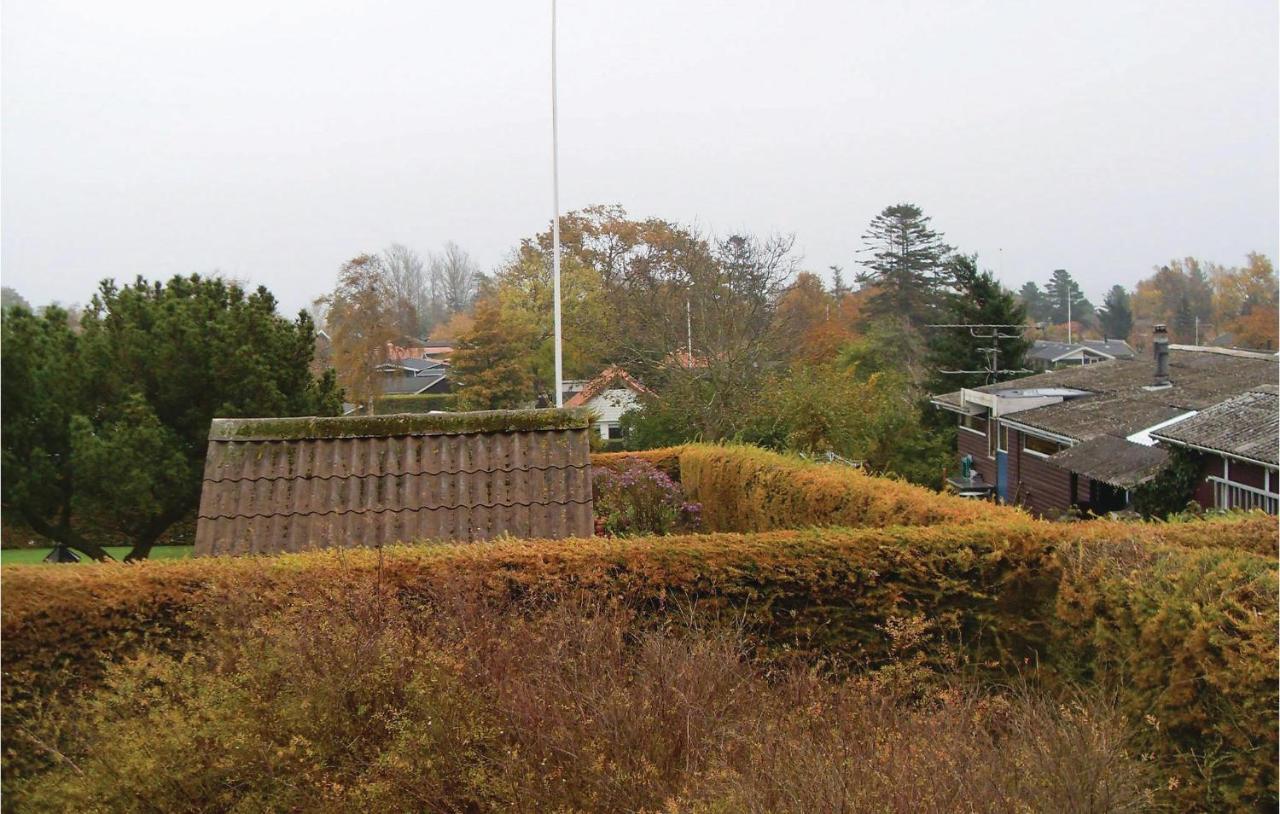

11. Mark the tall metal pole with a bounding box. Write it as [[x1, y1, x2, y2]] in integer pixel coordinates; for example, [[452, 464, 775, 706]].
[[551, 0, 564, 407], [1066, 283, 1072, 344], [686, 299, 693, 354]]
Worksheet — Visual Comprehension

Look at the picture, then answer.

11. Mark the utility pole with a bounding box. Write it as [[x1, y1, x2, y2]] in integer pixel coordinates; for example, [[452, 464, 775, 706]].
[[1066, 285, 1071, 344], [550, 0, 564, 407]]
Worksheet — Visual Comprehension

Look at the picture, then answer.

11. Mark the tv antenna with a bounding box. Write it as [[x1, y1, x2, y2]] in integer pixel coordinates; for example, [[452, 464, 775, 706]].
[[926, 323, 1038, 384]]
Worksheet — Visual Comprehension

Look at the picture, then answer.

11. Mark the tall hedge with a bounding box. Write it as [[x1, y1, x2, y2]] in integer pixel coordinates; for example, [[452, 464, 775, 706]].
[[675, 444, 1023, 530], [5, 514, 1276, 808], [1055, 538, 1277, 811]]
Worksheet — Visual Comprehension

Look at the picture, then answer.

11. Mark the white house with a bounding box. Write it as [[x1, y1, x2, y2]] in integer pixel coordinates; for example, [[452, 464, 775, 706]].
[[564, 366, 652, 441]]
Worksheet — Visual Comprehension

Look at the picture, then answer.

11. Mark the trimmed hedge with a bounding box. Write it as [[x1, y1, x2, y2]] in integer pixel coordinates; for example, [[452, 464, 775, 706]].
[[1076, 512, 1278, 557], [2, 520, 1057, 790], [675, 444, 1024, 530], [1056, 538, 1278, 811], [591, 446, 684, 480], [4, 514, 1276, 809], [372, 393, 457, 414]]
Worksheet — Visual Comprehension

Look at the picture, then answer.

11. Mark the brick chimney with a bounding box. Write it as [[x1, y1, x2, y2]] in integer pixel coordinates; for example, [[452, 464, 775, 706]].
[[1151, 324, 1171, 388]]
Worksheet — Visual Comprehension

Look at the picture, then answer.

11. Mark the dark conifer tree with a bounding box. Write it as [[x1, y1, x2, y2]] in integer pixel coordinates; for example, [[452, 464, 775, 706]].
[[1045, 268, 1093, 326], [855, 203, 952, 327], [1097, 284, 1134, 340], [1017, 281, 1050, 322], [926, 255, 1032, 394]]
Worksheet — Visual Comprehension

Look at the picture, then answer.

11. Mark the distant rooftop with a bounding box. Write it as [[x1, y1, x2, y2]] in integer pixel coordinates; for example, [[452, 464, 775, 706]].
[[1028, 338, 1136, 363]]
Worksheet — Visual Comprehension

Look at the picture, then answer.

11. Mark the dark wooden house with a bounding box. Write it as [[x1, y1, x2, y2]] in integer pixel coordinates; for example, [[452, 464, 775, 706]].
[[932, 327, 1277, 516]]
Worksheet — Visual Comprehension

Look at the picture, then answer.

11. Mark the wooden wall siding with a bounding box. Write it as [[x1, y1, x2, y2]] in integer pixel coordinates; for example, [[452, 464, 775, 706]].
[[1226, 460, 1269, 490], [195, 426, 593, 556], [1007, 429, 1073, 516], [1193, 458, 1216, 508], [957, 427, 996, 485]]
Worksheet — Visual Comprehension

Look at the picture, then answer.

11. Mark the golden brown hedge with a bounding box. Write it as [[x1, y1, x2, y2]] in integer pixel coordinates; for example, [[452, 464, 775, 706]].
[[674, 443, 1023, 530], [4, 483, 1275, 808], [1055, 537, 1278, 811]]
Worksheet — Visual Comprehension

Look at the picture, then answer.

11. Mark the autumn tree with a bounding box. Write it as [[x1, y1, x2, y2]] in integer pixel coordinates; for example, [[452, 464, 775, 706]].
[[450, 294, 535, 409], [324, 254, 400, 412], [382, 243, 430, 338], [431, 241, 481, 317], [1, 277, 339, 561], [771, 272, 840, 362]]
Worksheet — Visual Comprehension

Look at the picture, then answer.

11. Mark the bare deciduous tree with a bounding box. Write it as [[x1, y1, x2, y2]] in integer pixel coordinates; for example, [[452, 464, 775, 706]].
[[429, 241, 480, 318]]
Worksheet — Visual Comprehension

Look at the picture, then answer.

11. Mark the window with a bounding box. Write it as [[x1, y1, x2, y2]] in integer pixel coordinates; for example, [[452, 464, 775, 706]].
[[1023, 434, 1066, 457], [607, 424, 623, 440], [959, 413, 986, 435], [996, 423, 1009, 453], [988, 422, 998, 458]]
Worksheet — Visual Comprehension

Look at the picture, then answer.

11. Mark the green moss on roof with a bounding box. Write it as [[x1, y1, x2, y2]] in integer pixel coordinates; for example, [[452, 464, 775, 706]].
[[208, 408, 590, 442]]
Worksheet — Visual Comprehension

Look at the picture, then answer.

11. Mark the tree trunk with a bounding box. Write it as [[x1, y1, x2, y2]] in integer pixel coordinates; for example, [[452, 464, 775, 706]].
[[123, 505, 191, 562], [21, 512, 115, 562]]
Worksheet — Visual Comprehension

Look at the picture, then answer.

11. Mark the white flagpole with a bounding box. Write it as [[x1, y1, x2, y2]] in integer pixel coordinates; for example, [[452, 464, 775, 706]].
[[551, 0, 564, 407]]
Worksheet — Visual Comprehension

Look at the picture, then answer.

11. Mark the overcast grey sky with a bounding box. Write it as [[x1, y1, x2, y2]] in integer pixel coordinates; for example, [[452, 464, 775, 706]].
[[3, 1, 1277, 315]]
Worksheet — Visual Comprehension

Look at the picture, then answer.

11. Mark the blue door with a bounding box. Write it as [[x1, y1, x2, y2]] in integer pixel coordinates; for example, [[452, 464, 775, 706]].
[[996, 451, 1009, 502]]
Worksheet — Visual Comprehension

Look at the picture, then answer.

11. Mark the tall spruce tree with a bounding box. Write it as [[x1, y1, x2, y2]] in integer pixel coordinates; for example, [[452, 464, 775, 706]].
[[1097, 284, 1134, 340], [855, 203, 952, 327], [926, 255, 1031, 393], [1045, 268, 1093, 326], [1017, 281, 1051, 322]]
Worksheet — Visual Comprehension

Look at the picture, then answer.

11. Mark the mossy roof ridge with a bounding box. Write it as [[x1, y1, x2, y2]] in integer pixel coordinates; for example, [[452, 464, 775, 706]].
[[208, 408, 591, 441]]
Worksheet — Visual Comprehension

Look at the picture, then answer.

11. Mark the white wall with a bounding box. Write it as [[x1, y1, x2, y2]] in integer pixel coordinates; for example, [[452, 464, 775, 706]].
[[585, 388, 640, 438]]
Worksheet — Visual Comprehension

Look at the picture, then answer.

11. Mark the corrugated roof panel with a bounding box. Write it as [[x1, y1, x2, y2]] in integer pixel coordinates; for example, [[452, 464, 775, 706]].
[[195, 409, 593, 556]]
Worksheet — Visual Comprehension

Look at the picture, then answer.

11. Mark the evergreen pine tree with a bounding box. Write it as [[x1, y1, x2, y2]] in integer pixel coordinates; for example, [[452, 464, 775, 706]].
[[1017, 281, 1050, 322], [1045, 268, 1093, 326], [1097, 285, 1134, 340], [855, 203, 952, 327], [926, 255, 1031, 393]]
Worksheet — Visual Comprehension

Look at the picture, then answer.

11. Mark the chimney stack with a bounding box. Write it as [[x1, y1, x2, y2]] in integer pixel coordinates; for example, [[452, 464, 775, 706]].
[[1151, 324, 1170, 388]]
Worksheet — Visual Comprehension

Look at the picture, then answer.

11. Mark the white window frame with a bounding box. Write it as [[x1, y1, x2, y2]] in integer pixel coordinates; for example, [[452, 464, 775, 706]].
[[1022, 433, 1066, 459], [958, 413, 987, 437], [996, 423, 1009, 454]]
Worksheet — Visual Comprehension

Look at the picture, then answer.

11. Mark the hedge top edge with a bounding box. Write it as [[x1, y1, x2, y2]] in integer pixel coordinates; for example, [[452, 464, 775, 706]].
[[208, 408, 592, 442]]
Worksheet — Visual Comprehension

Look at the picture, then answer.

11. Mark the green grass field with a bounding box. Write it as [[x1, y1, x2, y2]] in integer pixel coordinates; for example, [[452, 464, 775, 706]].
[[0, 546, 194, 565]]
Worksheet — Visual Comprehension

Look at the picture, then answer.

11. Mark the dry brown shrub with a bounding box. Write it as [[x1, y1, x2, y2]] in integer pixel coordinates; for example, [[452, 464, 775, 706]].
[[13, 570, 1156, 813]]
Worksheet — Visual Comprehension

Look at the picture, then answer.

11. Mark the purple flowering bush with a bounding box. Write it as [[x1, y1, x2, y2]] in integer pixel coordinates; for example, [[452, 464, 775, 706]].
[[592, 458, 701, 536]]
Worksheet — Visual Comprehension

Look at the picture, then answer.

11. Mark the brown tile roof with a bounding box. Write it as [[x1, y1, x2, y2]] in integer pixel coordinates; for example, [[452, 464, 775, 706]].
[[1047, 436, 1170, 488], [1151, 386, 1280, 466], [195, 409, 594, 556], [565, 366, 651, 408]]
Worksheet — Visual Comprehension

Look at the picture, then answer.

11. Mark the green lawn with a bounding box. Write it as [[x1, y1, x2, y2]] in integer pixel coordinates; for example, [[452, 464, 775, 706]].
[[0, 545, 194, 565]]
